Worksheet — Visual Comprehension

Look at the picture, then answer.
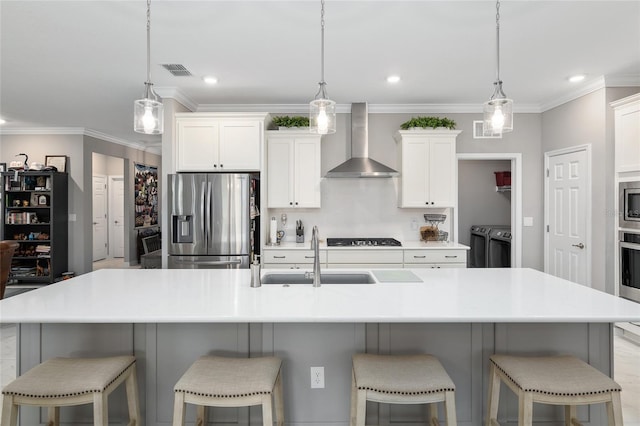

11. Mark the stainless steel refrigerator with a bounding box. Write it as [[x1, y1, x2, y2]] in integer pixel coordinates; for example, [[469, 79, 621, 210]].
[[168, 173, 255, 269]]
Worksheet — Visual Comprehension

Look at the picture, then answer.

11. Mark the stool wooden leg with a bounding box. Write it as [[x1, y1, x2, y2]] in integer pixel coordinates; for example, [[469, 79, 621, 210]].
[[429, 402, 439, 426], [261, 394, 273, 426], [444, 390, 457, 426], [486, 363, 501, 426], [172, 391, 186, 426], [47, 406, 60, 426], [518, 391, 533, 426], [125, 366, 141, 426], [607, 392, 624, 426], [564, 405, 577, 426], [1, 394, 18, 426], [274, 370, 284, 426], [349, 368, 357, 426], [93, 392, 108, 426], [196, 405, 207, 426]]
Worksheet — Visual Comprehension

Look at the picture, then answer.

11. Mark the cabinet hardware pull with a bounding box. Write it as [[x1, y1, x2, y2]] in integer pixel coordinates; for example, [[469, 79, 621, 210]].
[[220, 164, 223, 168], [213, 164, 217, 168], [413, 255, 426, 258], [290, 202, 293, 205], [445, 255, 458, 258], [274, 256, 286, 259], [304, 255, 315, 259]]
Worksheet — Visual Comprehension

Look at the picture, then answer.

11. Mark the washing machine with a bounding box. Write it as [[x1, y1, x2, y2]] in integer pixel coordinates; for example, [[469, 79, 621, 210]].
[[488, 227, 512, 268], [469, 225, 493, 268]]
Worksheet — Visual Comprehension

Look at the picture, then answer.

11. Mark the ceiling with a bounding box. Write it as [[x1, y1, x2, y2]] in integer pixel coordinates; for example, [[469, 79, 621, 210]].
[[1, 1, 639, 150]]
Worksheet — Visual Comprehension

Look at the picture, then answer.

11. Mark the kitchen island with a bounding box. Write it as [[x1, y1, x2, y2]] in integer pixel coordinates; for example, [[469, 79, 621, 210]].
[[1, 268, 639, 426]]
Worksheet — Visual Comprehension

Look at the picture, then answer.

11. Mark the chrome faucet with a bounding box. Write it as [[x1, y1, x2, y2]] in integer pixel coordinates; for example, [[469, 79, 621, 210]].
[[306, 225, 321, 287]]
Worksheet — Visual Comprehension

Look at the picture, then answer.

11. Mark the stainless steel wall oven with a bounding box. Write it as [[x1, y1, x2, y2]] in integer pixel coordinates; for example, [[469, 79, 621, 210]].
[[619, 231, 640, 303]]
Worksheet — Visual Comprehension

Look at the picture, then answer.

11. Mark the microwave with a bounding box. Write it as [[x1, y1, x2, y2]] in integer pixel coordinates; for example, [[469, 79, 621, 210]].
[[619, 181, 640, 229]]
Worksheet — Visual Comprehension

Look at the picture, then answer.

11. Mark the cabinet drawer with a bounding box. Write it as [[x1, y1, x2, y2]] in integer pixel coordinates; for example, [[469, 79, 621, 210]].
[[403, 249, 466, 264], [327, 250, 403, 264], [407, 263, 466, 269], [263, 250, 326, 264]]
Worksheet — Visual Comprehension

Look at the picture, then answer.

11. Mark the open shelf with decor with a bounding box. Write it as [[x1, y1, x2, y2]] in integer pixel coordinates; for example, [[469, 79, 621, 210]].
[[1, 171, 68, 284]]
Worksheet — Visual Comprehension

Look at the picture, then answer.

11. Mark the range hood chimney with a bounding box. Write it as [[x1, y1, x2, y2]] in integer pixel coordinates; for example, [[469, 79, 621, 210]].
[[325, 102, 399, 178]]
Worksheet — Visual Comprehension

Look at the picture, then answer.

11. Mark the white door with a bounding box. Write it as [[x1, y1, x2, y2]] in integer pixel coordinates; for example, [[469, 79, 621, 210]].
[[92, 175, 108, 261], [545, 147, 590, 286], [109, 176, 125, 258]]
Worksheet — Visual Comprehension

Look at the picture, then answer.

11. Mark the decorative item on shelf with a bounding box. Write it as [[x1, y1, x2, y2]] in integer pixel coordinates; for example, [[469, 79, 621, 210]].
[[45, 155, 67, 173], [482, 0, 513, 135], [272, 116, 310, 130], [38, 195, 48, 206], [400, 117, 457, 130], [309, 0, 336, 135], [133, 0, 163, 135]]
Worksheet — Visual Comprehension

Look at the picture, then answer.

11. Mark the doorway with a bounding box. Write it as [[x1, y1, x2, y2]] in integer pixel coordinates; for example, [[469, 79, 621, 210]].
[[544, 145, 591, 287], [92, 154, 125, 270], [457, 153, 522, 267]]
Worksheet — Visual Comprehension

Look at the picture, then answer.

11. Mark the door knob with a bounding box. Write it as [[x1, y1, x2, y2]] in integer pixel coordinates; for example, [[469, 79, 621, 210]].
[[572, 243, 585, 249], [92, 222, 98, 225]]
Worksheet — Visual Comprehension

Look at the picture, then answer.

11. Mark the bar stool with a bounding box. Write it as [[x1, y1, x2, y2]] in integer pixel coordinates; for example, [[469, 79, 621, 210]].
[[487, 354, 623, 426], [1, 355, 140, 426], [350, 353, 457, 426], [172, 356, 284, 426]]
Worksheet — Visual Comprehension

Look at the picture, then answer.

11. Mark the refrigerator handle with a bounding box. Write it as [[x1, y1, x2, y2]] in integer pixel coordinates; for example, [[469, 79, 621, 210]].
[[173, 259, 242, 266], [200, 181, 207, 245], [206, 180, 212, 245]]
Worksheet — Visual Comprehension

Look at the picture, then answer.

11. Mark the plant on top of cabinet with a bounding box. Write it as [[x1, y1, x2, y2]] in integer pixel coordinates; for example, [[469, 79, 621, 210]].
[[272, 116, 310, 129], [400, 117, 456, 130]]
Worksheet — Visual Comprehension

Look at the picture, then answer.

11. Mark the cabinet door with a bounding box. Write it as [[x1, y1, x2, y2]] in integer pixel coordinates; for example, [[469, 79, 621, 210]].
[[176, 119, 219, 171], [428, 138, 455, 207], [267, 139, 295, 208], [401, 140, 429, 207], [615, 100, 640, 172], [219, 121, 261, 170], [294, 138, 321, 208]]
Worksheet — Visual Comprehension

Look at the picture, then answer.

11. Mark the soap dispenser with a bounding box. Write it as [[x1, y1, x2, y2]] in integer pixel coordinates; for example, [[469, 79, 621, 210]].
[[250, 255, 261, 288]]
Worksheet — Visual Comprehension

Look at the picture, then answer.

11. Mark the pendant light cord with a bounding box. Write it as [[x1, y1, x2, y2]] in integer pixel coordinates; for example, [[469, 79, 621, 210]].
[[495, 0, 501, 83], [146, 0, 151, 85], [315, 0, 328, 100]]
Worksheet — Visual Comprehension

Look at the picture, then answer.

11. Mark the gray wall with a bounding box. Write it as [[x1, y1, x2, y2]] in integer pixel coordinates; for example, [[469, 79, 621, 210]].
[[0, 134, 160, 276], [458, 159, 511, 247], [541, 87, 639, 293]]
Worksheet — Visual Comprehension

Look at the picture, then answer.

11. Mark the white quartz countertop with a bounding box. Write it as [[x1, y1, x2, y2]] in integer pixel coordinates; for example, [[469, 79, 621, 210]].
[[265, 241, 469, 250], [1, 268, 638, 324]]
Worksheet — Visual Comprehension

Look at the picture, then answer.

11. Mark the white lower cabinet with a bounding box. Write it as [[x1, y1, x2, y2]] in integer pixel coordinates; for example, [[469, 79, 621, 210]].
[[403, 249, 467, 268], [326, 250, 404, 269], [263, 249, 326, 269]]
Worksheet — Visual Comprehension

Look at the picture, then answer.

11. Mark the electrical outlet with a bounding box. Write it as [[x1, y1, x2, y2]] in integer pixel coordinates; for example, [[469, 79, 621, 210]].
[[310, 366, 325, 389]]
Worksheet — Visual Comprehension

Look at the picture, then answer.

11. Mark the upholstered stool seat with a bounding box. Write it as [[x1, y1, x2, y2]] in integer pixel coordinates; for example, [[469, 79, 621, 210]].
[[172, 356, 284, 426], [1, 355, 140, 426], [350, 354, 457, 426], [487, 354, 623, 426]]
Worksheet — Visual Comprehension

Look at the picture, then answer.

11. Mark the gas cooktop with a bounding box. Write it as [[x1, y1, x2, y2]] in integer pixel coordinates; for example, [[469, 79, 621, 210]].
[[326, 238, 402, 247]]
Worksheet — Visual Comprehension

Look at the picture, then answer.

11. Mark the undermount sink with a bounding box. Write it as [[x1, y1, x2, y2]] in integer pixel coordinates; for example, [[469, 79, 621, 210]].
[[261, 272, 376, 285]]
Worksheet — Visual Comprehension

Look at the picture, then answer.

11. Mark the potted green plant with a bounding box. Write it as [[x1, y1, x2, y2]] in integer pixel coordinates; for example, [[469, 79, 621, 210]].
[[272, 116, 310, 130], [400, 116, 456, 130]]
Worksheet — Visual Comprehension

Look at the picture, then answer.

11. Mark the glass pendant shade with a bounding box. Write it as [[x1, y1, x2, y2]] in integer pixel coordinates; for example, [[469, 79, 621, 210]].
[[310, 98, 336, 135], [483, 81, 513, 134], [134, 96, 164, 135]]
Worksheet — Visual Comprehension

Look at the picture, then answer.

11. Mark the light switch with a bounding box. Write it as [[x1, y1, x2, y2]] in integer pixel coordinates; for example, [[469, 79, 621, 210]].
[[523, 217, 533, 227], [68, 213, 77, 222]]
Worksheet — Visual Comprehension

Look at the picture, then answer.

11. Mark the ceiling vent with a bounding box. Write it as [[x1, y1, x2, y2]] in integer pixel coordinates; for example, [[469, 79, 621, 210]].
[[161, 64, 192, 77]]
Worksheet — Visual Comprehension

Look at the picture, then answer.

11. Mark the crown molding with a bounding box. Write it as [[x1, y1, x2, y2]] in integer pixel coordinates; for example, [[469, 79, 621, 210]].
[[154, 87, 198, 112], [605, 74, 640, 87], [539, 76, 606, 112], [0, 127, 159, 154]]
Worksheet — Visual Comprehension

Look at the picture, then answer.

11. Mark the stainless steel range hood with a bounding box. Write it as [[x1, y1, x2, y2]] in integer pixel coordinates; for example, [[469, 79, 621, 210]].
[[325, 102, 399, 178]]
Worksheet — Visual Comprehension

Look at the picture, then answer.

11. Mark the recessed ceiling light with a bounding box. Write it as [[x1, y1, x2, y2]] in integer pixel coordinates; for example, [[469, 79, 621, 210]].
[[387, 75, 401, 84], [203, 76, 218, 85], [0, 118, 6, 125], [569, 74, 586, 83]]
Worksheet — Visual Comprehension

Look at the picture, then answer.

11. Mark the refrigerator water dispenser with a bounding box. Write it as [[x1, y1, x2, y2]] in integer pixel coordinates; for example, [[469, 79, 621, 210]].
[[172, 215, 193, 243]]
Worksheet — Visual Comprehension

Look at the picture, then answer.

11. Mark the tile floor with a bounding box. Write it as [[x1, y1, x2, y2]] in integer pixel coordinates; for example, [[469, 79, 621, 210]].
[[93, 256, 140, 270], [0, 320, 639, 423]]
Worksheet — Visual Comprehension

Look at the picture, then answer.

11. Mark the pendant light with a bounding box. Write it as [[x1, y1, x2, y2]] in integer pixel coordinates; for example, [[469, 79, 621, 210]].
[[134, 0, 163, 135], [309, 0, 336, 135], [483, 0, 513, 135]]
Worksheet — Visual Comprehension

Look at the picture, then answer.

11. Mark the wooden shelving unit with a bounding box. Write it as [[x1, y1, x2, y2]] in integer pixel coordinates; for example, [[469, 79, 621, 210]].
[[1, 171, 68, 284]]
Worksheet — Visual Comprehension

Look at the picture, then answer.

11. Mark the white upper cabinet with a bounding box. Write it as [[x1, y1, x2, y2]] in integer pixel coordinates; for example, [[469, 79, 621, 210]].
[[266, 131, 322, 208], [613, 94, 640, 173], [175, 113, 268, 172], [394, 129, 461, 208]]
